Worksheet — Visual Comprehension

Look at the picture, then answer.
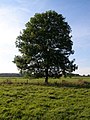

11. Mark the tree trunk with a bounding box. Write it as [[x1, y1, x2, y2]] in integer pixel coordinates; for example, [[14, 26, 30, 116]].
[[45, 67, 48, 84]]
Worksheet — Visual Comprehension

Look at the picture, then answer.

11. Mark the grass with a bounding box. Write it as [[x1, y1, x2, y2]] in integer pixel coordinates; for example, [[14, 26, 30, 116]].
[[0, 77, 90, 119]]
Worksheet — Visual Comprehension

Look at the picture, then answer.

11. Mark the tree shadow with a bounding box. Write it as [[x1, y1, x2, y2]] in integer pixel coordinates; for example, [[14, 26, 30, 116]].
[[47, 81, 90, 89], [28, 80, 90, 89]]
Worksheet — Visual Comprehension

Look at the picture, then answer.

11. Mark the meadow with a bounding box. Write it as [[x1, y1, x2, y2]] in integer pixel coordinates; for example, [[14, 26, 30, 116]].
[[0, 77, 90, 120]]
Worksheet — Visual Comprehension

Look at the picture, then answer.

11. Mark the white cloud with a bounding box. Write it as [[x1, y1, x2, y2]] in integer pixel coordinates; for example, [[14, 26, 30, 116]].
[[75, 67, 90, 75], [0, 7, 21, 41], [0, 6, 21, 73]]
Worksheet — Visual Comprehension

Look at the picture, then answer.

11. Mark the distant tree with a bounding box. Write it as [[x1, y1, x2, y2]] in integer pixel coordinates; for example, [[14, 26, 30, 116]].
[[13, 10, 77, 83]]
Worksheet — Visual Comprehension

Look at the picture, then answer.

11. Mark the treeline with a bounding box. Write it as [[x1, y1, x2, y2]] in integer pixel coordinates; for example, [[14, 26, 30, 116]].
[[70, 74, 90, 77], [0, 73, 22, 77], [0, 73, 89, 78]]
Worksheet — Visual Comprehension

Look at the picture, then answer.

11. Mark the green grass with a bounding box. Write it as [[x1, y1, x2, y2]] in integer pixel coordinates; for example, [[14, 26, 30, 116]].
[[0, 77, 90, 120]]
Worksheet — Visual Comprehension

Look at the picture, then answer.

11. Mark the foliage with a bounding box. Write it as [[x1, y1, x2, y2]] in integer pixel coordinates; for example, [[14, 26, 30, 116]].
[[13, 10, 77, 83]]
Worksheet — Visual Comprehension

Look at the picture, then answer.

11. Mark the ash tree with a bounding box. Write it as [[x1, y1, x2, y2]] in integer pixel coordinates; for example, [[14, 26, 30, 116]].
[[13, 10, 77, 83]]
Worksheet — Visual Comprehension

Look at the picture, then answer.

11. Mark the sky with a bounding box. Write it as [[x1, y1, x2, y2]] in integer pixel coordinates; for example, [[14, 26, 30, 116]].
[[0, 0, 90, 75]]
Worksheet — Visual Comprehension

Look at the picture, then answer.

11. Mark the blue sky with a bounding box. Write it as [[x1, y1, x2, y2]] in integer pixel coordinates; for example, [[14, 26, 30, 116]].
[[0, 0, 90, 75]]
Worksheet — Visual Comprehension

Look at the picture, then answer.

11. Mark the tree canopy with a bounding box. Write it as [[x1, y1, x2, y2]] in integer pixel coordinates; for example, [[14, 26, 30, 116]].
[[13, 10, 77, 83]]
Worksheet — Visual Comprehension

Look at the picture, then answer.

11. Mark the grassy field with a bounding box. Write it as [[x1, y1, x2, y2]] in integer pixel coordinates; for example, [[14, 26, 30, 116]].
[[0, 77, 90, 120]]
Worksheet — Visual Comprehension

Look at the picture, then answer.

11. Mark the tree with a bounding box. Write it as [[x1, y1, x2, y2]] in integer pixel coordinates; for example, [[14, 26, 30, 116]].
[[13, 10, 77, 83]]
